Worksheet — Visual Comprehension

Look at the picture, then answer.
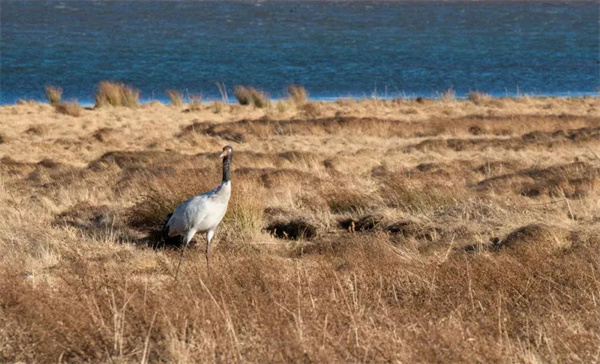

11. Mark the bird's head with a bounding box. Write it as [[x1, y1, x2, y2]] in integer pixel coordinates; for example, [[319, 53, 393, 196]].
[[219, 145, 233, 160]]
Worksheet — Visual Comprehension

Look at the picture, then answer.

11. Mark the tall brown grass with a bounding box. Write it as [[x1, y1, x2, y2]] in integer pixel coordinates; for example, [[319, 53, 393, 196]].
[[1, 96, 599, 363], [95, 81, 140, 108], [287, 84, 308, 105], [165, 90, 183, 106], [233, 86, 270, 108]]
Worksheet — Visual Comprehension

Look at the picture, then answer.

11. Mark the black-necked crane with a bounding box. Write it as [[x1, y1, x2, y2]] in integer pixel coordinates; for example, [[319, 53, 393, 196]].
[[162, 145, 233, 276]]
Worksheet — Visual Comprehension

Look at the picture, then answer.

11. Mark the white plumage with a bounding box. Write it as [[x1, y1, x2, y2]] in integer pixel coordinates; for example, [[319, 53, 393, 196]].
[[163, 145, 233, 274]]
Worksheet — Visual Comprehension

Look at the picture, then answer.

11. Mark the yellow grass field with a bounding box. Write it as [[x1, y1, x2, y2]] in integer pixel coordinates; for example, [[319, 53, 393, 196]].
[[1, 96, 599, 363]]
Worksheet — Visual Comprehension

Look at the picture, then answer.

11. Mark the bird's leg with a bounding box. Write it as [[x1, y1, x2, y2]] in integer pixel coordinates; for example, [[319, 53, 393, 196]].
[[174, 231, 195, 280], [206, 230, 214, 273]]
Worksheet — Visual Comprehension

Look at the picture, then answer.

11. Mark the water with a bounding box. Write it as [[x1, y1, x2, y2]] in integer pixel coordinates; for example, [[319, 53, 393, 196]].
[[1, 1, 598, 104]]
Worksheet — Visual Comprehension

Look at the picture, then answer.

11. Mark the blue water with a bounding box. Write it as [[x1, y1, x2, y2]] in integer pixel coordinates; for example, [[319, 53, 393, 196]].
[[1, 1, 598, 104]]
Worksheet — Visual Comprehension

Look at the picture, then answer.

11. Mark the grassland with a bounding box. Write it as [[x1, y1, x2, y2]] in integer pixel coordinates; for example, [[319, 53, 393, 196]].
[[0, 95, 599, 363]]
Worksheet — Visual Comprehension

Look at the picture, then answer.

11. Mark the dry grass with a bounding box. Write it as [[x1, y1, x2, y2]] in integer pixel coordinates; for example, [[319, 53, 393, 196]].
[[188, 94, 203, 112], [44, 85, 62, 105], [95, 81, 140, 108], [54, 101, 83, 117], [287, 84, 308, 105], [1, 95, 599, 363], [233, 86, 270, 108], [440, 88, 456, 102], [165, 90, 183, 106], [468, 91, 492, 105]]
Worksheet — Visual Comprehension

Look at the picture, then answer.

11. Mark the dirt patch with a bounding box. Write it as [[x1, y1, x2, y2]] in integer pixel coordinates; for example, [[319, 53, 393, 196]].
[[339, 215, 442, 242], [386, 220, 442, 241], [266, 219, 317, 240], [339, 214, 384, 232]]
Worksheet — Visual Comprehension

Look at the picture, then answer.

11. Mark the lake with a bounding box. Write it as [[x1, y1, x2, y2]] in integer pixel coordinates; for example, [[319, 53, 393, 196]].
[[1, 0, 598, 104]]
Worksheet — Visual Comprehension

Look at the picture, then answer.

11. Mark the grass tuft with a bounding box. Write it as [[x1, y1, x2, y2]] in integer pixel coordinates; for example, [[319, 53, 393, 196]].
[[45, 86, 62, 106], [287, 84, 308, 105], [233, 86, 270, 108], [95, 81, 140, 108], [439, 88, 456, 102], [165, 90, 183, 106], [188, 95, 203, 112]]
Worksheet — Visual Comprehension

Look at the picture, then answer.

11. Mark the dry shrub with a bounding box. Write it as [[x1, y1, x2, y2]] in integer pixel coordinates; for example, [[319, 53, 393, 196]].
[[165, 90, 183, 106], [44, 85, 62, 105], [95, 81, 140, 108], [287, 84, 308, 105], [468, 91, 492, 105], [54, 101, 83, 117], [233, 86, 269, 108]]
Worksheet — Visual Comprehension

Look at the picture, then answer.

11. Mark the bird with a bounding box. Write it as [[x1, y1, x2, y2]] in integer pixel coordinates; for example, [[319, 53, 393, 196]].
[[162, 145, 233, 277]]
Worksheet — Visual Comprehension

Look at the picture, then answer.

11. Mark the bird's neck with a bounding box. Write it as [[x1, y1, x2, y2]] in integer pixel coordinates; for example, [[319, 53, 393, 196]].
[[222, 157, 231, 183]]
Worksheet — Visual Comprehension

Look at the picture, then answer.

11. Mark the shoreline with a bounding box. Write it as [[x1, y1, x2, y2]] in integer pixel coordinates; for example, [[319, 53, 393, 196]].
[[3, 91, 597, 108]]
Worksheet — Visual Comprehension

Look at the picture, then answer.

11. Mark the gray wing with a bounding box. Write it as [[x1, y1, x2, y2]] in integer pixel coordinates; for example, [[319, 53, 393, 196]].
[[165, 195, 210, 237]]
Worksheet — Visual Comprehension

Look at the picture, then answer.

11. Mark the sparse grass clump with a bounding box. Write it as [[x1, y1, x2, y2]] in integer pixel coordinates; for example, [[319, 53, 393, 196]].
[[95, 81, 140, 108], [439, 88, 456, 102], [189, 95, 203, 112], [234, 86, 270, 108], [44, 86, 62, 105], [468, 91, 492, 105], [54, 101, 83, 117], [165, 90, 183, 106], [210, 101, 224, 114], [287, 84, 308, 105]]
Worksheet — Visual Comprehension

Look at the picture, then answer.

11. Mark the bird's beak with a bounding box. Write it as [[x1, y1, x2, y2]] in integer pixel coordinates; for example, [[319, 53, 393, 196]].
[[219, 151, 227, 158]]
